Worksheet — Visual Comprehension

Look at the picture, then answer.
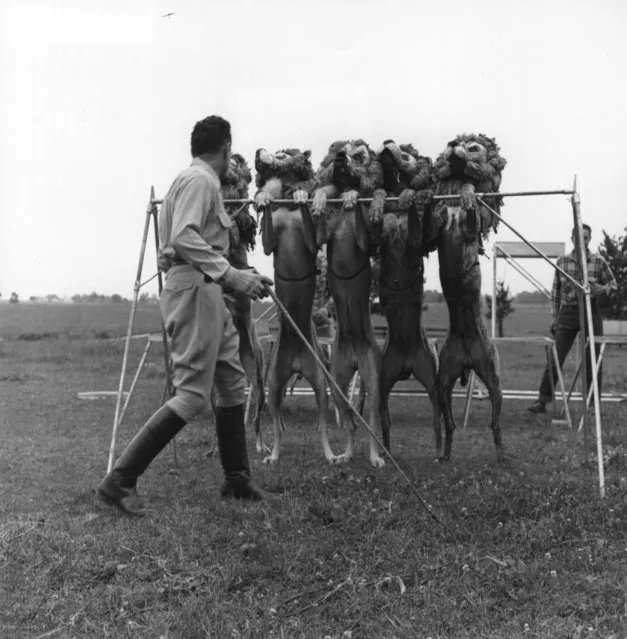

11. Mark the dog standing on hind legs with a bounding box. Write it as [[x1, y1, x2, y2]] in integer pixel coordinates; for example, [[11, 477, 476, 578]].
[[222, 153, 266, 453], [312, 139, 386, 468], [430, 134, 507, 461], [369, 140, 441, 457], [254, 148, 335, 465]]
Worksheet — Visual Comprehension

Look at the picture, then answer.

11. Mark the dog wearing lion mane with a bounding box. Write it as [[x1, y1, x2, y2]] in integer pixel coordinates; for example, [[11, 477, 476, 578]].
[[312, 139, 387, 468], [429, 133, 507, 461], [253, 147, 334, 465], [368, 140, 441, 457], [221, 153, 266, 453]]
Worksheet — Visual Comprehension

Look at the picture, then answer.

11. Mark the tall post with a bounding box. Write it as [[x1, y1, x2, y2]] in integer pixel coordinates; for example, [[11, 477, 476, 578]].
[[572, 180, 590, 462], [492, 243, 498, 339], [571, 185, 604, 497], [107, 189, 154, 473], [150, 190, 178, 465], [150, 194, 173, 398]]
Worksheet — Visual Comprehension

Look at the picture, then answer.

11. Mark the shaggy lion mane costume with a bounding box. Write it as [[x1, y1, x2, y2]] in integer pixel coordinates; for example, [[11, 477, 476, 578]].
[[432, 133, 507, 239], [254, 148, 316, 198], [377, 140, 433, 193], [313, 139, 383, 197], [221, 153, 256, 251]]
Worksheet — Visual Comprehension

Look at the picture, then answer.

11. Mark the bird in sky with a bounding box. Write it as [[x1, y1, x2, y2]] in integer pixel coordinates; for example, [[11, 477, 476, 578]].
[[162, 12, 175, 19]]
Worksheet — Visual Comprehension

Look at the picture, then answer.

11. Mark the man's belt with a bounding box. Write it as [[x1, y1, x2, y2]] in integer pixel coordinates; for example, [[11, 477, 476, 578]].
[[167, 259, 213, 283]]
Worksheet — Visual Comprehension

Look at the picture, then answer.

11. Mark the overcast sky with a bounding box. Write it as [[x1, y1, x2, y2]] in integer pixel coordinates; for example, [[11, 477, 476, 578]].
[[1, 0, 626, 301]]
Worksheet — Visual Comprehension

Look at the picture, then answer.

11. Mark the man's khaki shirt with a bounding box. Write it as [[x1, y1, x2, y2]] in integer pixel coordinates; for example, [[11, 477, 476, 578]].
[[158, 157, 233, 282]]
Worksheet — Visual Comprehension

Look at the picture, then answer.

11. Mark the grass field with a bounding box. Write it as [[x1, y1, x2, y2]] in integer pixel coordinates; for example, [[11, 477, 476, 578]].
[[1, 302, 626, 638]]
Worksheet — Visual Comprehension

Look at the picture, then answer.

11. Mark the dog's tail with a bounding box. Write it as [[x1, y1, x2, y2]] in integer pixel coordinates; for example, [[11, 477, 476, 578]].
[[252, 340, 267, 429]]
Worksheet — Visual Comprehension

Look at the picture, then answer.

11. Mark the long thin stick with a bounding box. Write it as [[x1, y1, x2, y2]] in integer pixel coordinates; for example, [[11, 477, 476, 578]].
[[265, 288, 452, 534]]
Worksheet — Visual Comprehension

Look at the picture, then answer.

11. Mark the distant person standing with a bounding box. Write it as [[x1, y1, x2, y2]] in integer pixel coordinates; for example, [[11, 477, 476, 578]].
[[527, 224, 617, 414], [98, 116, 274, 515]]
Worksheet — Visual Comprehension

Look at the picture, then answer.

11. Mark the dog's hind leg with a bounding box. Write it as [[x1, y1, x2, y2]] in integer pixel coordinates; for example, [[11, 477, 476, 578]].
[[239, 329, 267, 454], [379, 344, 405, 454], [358, 344, 385, 468], [251, 335, 267, 453], [437, 339, 464, 461], [264, 340, 294, 465], [300, 345, 338, 463], [471, 338, 504, 461], [411, 335, 442, 458], [329, 341, 359, 464]]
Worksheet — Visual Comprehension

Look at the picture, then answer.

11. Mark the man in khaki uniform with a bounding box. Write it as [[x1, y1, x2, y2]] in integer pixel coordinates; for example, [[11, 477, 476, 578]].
[[98, 116, 273, 515]]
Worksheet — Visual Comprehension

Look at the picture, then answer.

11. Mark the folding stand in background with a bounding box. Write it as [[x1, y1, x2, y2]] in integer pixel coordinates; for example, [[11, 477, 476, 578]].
[[107, 188, 175, 474]]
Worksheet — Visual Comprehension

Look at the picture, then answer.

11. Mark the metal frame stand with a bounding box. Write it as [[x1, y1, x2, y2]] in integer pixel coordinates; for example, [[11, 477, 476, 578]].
[[107, 187, 174, 474], [113, 184, 607, 498], [471, 180, 605, 496]]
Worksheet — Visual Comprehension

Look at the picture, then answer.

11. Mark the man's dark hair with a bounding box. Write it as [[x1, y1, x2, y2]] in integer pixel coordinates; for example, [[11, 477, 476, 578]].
[[572, 223, 592, 236], [191, 116, 231, 157]]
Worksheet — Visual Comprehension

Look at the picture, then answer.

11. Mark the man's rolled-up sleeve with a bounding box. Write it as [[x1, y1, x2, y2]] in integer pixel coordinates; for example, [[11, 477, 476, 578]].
[[600, 258, 618, 295], [170, 176, 232, 282]]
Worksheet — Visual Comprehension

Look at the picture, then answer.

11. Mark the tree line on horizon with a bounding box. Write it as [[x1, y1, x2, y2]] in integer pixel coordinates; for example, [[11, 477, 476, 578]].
[[3, 226, 626, 317]]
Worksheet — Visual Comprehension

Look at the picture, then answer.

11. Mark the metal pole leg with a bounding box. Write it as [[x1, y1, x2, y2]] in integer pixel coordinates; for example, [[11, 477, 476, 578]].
[[561, 361, 582, 418], [578, 342, 606, 431], [117, 338, 153, 428], [108, 198, 154, 474], [546, 344, 557, 421], [552, 342, 572, 430], [462, 371, 475, 430], [572, 188, 605, 497]]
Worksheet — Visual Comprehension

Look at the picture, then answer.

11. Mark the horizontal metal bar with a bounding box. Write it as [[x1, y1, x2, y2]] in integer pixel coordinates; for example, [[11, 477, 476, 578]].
[[277, 388, 625, 402], [151, 189, 574, 207]]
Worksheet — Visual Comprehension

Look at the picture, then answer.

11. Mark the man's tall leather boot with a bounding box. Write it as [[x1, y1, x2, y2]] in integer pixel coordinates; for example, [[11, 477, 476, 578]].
[[97, 404, 186, 515], [214, 403, 266, 500]]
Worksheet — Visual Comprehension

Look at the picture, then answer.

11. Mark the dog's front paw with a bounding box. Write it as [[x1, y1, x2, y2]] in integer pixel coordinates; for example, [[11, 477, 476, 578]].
[[460, 193, 477, 211], [255, 191, 274, 209], [293, 189, 308, 204], [460, 184, 477, 211], [342, 190, 359, 210], [398, 188, 416, 210], [369, 188, 386, 224], [415, 188, 434, 208], [312, 190, 327, 217]]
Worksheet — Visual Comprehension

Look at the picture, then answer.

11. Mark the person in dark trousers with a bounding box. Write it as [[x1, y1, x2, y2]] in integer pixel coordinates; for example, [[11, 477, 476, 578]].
[[528, 224, 617, 414], [98, 116, 274, 515]]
